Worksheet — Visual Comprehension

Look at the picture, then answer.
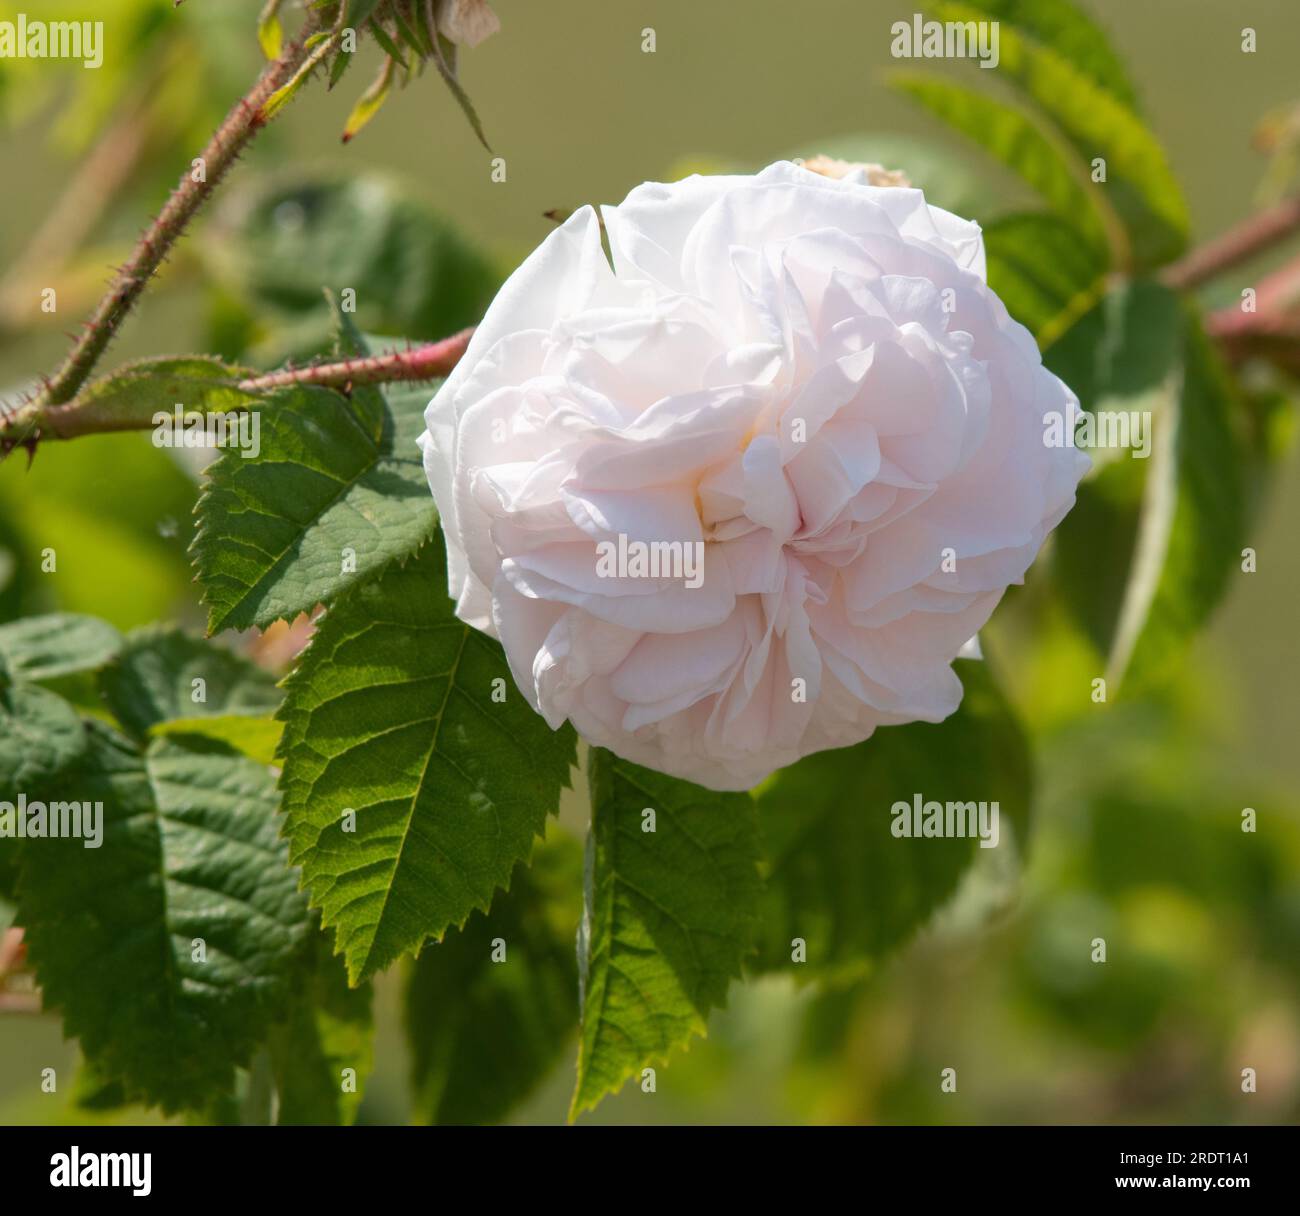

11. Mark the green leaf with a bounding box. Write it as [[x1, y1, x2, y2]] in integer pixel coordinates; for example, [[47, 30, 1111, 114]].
[[933, 0, 1141, 109], [892, 73, 1105, 247], [0, 613, 122, 682], [1047, 281, 1181, 654], [278, 534, 577, 984], [406, 837, 581, 1124], [342, 57, 395, 143], [430, 34, 492, 152], [344, 0, 386, 30], [191, 377, 438, 634], [0, 432, 203, 631], [151, 714, 284, 766], [1107, 307, 1246, 692], [1047, 284, 1246, 691], [263, 30, 339, 120], [17, 724, 310, 1113], [0, 677, 87, 790], [752, 660, 1032, 983], [205, 173, 500, 340], [389, 6, 430, 61], [983, 212, 1107, 343], [328, 45, 355, 91], [367, 19, 408, 71], [69, 355, 255, 431], [257, 0, 284, 61], [933, 1, 1188, 269], [98, 625, 281, 740], [269, 930, 374, 1125], [0, 843, 19, 902], [571, 749, 762, 1118], [72, 1058, 131, 1114], [1049, 453, 1146, 658]]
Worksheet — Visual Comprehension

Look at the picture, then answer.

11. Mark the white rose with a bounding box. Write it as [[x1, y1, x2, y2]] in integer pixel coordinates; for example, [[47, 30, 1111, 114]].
[[420, 161, 1088, 790]]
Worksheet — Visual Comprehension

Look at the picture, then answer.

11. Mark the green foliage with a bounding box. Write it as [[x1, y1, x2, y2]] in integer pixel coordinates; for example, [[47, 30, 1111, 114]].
[[571, 749, 762, 1118], [99, 625, 282, 739], [18, 722, 310, 1113], [70, 357, 256, 432], [0, 433, 200, 630], [343, 54, 396, 144], [753, 660, 1032, 983], [0, 614, 122, 683], [892, 74, 1104, 244], [941, 0, 1141, 109], [939, 1, 1188, 268], [151, 714, 285, 766], [406, 838, 582, 1125], [269, 930, 375, 1125], [1047, 285, 1246, 691], [1048, 281, 1182, 655], [2, 620, 348, 1119], [0, 674, 87, 791], [192, 377, 437, 634], [982, 212, 1108, 342], [901, 0, 1189, 281], [1, 0, 1294, 1129], [205, 174, 500, 351], [260, 2, 492, 146], [1110, 315, 1245, 691], [278, 534, 577, 984]]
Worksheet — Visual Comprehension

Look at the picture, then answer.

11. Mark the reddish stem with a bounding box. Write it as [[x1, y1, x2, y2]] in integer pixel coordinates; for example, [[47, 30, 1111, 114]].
[[1162, 194, 1300, 292], [236, 330, 474, 394]]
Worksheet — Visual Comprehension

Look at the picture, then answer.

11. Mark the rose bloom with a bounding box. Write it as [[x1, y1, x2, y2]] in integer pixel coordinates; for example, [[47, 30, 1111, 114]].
[[420, 161, 1087, 790]]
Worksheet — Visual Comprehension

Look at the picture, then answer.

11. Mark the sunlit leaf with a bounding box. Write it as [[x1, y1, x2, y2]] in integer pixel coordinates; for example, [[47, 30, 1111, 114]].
[[278, 535, 577, 984], [983, 212, 1107, 344], [933, 1, 1188, 269], [932, 0, 1141, 109], [572, 749, 762, 1118], [892, 73, 1105, 247]]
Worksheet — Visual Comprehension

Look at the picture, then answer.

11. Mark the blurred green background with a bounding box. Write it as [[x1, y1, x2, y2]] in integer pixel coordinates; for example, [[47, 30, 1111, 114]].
[[1, 0, 1298, 1124]]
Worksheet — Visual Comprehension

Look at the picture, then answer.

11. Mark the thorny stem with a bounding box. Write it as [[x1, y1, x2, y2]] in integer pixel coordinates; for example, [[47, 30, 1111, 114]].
[[234, 330, 474, 394], [18, 334, 474, 444], [1192, 211, 1300, 372], [1161, 193, 1300, 291], [34, 11, 322, 410]]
